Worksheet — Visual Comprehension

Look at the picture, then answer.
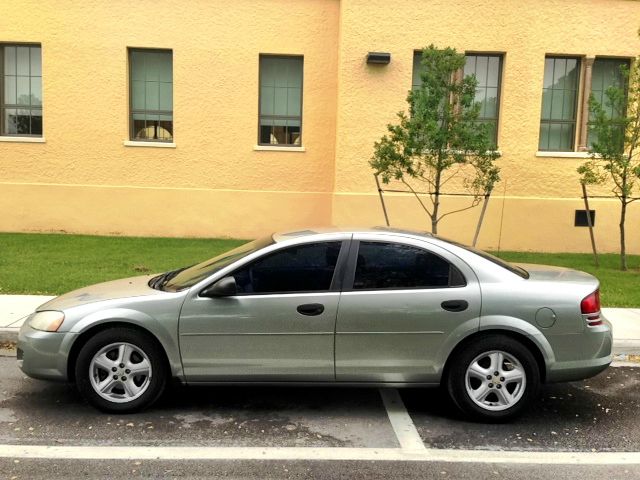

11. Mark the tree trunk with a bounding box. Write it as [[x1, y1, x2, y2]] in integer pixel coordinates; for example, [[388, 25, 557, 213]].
[[432, 158, 442, 234], [581, 182, 599, 267], [472, 194, 491, 247], [432, 201, 439, 234], [620, 199, 627, 271]]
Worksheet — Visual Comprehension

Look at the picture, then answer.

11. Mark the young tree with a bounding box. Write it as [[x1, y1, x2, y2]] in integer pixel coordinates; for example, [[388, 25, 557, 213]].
[[578, 55, 640, 271], [370, 45, 500, 234]]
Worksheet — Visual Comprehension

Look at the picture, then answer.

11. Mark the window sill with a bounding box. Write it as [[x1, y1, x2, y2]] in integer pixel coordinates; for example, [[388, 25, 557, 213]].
[[124, 140, 176, 148], [0, 136, 45, 143], [447, 148, 502, 156], [536, 151, 590, 159], [254, 145, 306, 152]]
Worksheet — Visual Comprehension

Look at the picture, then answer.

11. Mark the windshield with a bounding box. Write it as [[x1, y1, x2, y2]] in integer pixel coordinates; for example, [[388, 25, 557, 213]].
[[159, 236, 275, 292]]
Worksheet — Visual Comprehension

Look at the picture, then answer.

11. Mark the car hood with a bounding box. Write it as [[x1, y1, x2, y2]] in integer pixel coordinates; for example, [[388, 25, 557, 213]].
[[516, 263, 598, 284], [37, 274, 164, 311]]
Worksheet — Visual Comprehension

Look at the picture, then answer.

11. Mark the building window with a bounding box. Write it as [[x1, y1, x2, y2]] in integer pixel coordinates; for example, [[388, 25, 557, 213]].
[[587, 58, 630, 148], [1, 44, 42, 136], [539, 57, 581, 151], [412, 51, 503, 146], [129, 49, 173, 142], [258, 55, 303, 146], [411, 52, 424, 90], [463, 54, 503, 147]]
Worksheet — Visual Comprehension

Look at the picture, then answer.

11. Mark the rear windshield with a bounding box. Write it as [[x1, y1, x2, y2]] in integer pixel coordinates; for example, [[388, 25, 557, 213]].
[[446, 240, 529, 279]]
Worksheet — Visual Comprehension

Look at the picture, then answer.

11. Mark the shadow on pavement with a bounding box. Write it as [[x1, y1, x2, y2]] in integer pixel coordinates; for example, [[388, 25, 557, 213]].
[[402, 367, 640, 451]]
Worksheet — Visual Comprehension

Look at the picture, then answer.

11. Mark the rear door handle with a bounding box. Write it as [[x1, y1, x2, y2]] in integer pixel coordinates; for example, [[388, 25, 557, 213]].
[[297, 303, 325, 316], [441, 300, 469, 312]]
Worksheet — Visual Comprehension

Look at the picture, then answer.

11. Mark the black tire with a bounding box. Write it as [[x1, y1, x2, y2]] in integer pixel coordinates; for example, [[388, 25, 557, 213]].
[[74, 327, 167, 413], [446, 334, 540, 422]]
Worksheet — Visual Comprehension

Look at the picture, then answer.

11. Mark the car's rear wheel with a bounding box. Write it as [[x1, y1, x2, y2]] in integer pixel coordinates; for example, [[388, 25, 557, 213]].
[[75, 327, 167, 413], [446, 335, 540, 422]]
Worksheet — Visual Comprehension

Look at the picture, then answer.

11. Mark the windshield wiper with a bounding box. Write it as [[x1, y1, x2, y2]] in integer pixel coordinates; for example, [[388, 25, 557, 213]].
[[149, 272, 169, 290], [160, 267, 187, 286], [149, 266, 190, 291]]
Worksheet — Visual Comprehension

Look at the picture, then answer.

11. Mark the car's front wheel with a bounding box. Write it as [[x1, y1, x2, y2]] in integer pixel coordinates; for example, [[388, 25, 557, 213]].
[[75, 327, 167, 413], [446, 335, 540, 422]]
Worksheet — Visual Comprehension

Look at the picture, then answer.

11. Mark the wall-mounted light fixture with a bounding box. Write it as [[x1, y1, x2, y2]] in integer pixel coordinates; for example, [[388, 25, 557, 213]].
[[366, 52, 391, 65]]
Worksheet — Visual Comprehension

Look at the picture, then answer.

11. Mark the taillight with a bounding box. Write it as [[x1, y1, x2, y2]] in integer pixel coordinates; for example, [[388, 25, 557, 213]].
[[581, 289, 602, 327]]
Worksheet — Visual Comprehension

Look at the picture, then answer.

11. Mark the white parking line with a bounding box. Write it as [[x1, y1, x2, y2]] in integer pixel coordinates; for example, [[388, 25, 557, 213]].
[[1, 445, 640, 464], [379, 388, 425, 451]]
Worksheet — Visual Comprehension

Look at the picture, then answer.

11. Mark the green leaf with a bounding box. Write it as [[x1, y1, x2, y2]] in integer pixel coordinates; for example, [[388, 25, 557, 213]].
[[370, 45, 501, 230]]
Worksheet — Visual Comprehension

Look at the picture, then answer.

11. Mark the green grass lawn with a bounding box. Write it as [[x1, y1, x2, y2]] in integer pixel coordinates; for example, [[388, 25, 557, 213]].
[[0, 233, 246, 296], [0, 232, 638, 307]]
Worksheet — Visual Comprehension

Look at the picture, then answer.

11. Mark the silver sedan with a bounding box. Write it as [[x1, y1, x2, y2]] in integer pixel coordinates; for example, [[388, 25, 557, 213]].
[[17, 228, 612, 422]]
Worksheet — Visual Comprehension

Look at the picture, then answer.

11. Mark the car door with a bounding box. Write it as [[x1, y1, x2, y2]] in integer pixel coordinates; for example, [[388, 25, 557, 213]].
[[335, 235, 481, 383], [179, 237, 350, 382]]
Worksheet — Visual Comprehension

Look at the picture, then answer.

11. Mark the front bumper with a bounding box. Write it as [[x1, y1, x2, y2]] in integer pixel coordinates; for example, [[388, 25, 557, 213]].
[[17, 323, 76, 382]]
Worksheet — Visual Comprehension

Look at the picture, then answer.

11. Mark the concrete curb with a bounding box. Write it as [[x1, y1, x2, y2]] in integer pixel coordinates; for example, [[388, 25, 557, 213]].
[[0, 328, 19, 343], [612, 340, 640, 355], [612, 354, 640, 365]]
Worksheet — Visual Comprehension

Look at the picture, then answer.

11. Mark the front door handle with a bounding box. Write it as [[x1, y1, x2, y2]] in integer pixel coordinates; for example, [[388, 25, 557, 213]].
[[441, 300, 469, 312], [297, 303, 325, 316]]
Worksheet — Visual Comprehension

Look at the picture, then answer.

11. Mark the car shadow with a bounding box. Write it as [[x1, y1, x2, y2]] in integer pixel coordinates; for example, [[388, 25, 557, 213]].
[[401, 367, 640, 451]]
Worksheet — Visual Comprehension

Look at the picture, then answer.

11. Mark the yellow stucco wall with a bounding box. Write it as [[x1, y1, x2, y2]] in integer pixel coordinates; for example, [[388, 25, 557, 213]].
[[332, 0, 640, 253], [1, 0, 639, 253], [0, 0, 340, 236]]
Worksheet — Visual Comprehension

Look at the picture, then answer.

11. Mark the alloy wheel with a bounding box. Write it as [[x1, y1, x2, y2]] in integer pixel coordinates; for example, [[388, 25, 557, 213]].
[[88, 342, 152, 403], [464, 350, 527, 411]]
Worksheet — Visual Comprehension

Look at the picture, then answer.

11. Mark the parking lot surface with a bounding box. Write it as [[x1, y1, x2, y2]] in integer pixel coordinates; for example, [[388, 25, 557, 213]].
[[403, 365, 640, 452], [1, 354, 640, 478]]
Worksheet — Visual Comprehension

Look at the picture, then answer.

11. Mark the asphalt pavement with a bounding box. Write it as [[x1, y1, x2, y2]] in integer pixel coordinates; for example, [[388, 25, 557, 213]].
[[3, 459, 639, 480], [1, 352, 640, 479]]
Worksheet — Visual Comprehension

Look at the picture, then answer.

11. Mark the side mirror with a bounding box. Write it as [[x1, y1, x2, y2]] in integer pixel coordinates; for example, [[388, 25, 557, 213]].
[[200, 276, 237, 298]]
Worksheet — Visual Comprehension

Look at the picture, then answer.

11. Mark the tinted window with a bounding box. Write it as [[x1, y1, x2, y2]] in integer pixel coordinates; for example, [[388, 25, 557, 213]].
[[353, 242, 465, 290], [233, 242, 342, 294], [443, 239, 529, 279]]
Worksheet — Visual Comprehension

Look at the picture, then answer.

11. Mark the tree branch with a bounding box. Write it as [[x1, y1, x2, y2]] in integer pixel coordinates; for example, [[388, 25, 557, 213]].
[[401, 178, 433, 218], [439, 168, 466, 190], [414, 174, 436, 189], [436, 198, 481, 221]]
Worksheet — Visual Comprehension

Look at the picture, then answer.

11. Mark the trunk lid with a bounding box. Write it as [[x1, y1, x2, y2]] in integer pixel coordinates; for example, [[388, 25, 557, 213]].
[[516, 263, 598, 285]]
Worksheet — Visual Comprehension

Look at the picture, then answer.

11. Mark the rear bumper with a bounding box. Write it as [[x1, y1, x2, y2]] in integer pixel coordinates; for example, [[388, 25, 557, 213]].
[[546, 319, 613, 383], [17, 323, 75, 382], [546, 354, 612, 383]]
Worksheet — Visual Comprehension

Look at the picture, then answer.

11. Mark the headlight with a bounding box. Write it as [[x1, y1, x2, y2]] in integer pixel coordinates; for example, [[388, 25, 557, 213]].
[[29, 311, 65, 332]]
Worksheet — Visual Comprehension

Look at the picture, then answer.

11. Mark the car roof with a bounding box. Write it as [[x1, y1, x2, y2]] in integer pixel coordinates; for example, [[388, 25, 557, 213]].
[[270, 227, 527, 282], [272, 226, 435, 243]]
